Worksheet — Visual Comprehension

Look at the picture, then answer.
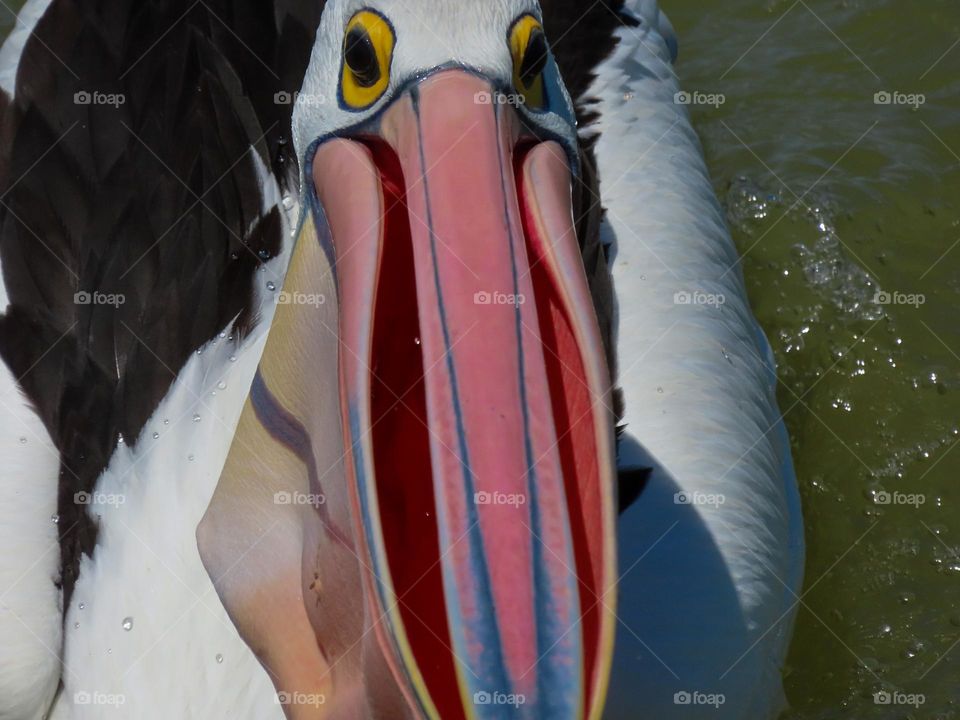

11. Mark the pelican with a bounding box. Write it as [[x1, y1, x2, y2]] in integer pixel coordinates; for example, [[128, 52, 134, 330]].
[[0, 0, 803, 718]]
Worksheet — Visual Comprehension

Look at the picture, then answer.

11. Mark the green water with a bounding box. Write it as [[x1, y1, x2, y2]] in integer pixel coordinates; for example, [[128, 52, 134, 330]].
[[0, 7, 16, 38], [668, 0, 959, 716]]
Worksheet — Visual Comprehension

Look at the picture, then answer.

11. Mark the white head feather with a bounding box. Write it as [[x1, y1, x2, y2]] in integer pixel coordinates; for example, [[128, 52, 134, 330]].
[[291, 0, 579, 201]]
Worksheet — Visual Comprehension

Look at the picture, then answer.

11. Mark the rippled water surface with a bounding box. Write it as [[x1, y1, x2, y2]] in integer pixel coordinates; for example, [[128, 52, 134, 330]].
[[668, 0, 959, 717]]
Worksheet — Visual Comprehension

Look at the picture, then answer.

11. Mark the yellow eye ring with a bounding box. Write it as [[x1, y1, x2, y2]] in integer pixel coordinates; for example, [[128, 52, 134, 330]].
[[509, 15, 548, 109], [340, 10, 395, 111]]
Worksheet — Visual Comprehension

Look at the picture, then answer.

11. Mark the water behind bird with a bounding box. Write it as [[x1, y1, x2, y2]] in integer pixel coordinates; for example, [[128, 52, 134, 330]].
[[667, 1, 957, 716]]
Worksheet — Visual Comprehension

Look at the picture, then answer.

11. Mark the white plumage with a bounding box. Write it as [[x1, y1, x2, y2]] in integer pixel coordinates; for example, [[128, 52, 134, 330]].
[[594, 2, 803, 718], [0, 335, 61, 720]]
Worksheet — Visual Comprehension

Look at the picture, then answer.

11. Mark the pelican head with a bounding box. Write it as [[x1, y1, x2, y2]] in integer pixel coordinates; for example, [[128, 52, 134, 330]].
[[201, 1, 618, 717]]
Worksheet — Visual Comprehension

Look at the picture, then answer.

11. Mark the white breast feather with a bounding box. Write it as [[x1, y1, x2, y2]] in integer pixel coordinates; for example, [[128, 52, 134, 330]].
[[0, 356, 61, 720]]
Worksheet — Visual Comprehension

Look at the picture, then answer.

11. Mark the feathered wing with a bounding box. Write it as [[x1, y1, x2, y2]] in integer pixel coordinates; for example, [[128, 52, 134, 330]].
[[0, 1, 321, 717], [576, 2, 804, 719]]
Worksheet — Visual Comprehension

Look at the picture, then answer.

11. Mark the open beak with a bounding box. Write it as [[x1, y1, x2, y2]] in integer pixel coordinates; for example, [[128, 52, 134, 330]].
[[311, 70, 617, 719]]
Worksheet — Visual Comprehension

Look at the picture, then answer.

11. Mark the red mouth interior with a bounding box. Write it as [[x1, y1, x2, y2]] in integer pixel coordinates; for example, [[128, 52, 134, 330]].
[[367, 138, 603, 716], [367, 139, 464, 719]]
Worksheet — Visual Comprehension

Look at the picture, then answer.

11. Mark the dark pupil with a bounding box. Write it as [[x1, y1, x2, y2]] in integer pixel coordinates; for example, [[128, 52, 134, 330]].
[[519, 29, 548, 87], [344, 28, 380, 87]]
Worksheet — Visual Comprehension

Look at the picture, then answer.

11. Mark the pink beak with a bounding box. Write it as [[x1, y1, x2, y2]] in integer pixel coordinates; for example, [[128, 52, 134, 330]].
[[310, 70, 617, 719]]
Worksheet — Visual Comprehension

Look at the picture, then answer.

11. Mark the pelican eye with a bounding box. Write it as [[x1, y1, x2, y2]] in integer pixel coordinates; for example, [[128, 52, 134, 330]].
[[509, 15, 548, 109], [519, 28, 547, 86], [344, 28, 379, 87], [340, 10, 394, 110]]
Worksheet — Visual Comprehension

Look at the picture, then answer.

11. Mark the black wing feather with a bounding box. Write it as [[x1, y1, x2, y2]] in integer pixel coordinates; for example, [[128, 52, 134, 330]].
[[0, 0, 323, 608]]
